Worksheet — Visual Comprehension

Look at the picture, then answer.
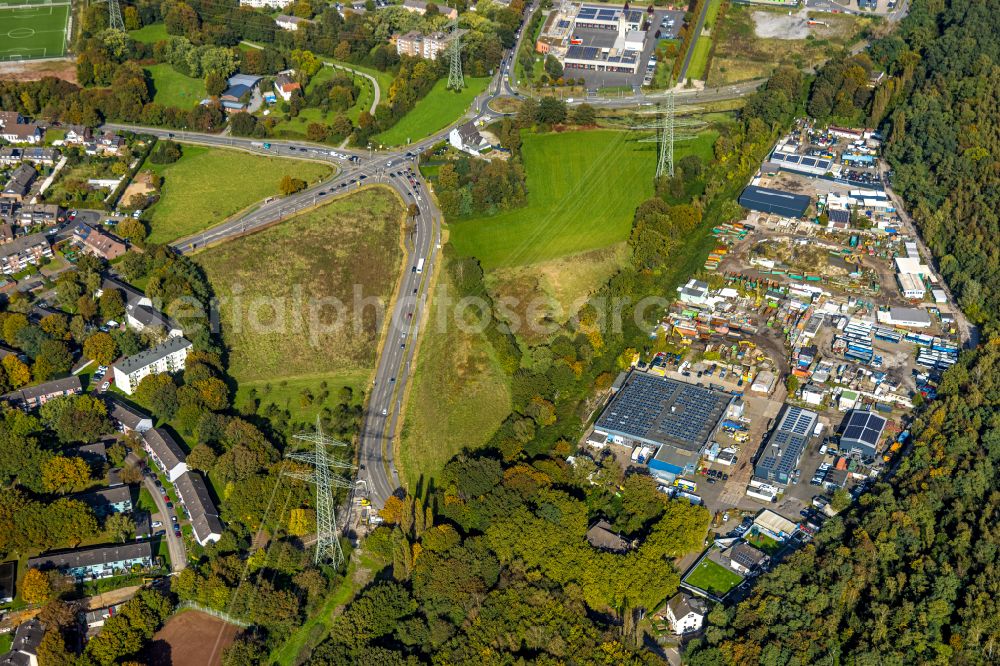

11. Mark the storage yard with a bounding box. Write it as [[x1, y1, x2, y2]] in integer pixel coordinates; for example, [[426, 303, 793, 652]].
[[578, 118, 972, 600]]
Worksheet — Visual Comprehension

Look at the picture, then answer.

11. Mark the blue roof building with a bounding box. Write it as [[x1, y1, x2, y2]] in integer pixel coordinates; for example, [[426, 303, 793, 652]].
[[739, 185, 811, 218]]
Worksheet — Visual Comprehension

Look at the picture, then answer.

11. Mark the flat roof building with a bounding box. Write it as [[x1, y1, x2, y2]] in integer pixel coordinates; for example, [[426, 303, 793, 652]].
[[754, 405, 817, 485], [879, 306, 932, 329], [0, 560, 14, 603], [739, 185, 811, 218]]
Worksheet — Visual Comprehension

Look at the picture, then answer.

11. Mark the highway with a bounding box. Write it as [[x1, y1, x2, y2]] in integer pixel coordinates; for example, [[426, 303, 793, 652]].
[[100, 6, 769, 511]]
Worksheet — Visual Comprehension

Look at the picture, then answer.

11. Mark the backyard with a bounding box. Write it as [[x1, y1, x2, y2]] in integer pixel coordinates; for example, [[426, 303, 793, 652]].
[[129, 23, 168, 44], [685, 556, 744, 596], [196, 187, 404, 391], [141, 144, 333, 243], [269, 65, 377, 137], [374, 77, 491, 147]]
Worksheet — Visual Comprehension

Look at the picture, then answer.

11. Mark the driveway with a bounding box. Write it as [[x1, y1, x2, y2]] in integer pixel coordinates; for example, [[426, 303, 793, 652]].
[[142, 475, 187, 572]]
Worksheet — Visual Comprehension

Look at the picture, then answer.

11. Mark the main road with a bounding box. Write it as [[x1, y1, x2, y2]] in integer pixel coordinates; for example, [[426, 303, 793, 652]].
[[103, 8, 769, 510]]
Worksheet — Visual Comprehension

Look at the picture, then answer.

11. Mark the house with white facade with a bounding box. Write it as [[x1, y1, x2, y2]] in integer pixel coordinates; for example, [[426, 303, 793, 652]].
[[449, 121, 490, 155], [141, 428, 188, 482], [665, 593, 706, 635]]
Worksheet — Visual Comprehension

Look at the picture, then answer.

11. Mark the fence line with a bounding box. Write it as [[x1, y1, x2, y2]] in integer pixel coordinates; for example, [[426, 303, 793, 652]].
[[176, 600, 250, 628]]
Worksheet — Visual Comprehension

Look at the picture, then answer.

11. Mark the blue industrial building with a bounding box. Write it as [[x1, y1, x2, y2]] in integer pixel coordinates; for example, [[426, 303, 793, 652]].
[[755, 405, 818, 485]]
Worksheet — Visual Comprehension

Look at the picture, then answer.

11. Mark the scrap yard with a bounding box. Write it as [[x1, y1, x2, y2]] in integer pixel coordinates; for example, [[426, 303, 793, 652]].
[[580, 117, 973, 602]]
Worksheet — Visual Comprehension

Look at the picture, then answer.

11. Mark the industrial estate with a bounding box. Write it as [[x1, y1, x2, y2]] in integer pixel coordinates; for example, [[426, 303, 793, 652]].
[[0, 0, 992, 665]]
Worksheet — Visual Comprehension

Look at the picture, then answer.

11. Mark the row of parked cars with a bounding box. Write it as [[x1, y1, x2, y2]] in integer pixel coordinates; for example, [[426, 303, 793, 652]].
[[150, 473, 183, 539]]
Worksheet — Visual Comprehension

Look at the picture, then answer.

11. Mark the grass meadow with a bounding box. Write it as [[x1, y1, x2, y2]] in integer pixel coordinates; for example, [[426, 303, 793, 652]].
[[399, 267, 512, 492], [374, 77, 491, 147], [144, 63, 204, 109], [196, 187, 404, 391], [142, 144, 332, 243]]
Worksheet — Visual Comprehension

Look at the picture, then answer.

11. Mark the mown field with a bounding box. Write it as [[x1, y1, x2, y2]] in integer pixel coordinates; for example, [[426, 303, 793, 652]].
[[374, 77, 491, 147], [197, 187, 404, 393], [144, 63, 204, 109], [449, 129, 717, 269], [399, 268, 512, 491], [142, 144, 333, 243], [685, 557, 744, 596]]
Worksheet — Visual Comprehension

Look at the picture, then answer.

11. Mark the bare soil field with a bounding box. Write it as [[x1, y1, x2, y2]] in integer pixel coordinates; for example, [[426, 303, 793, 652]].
[[146, 610, 241, 666], [0, 58, 77, 84]]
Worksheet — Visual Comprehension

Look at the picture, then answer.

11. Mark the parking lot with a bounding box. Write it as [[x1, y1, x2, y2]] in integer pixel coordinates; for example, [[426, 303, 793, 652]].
[[568, 9, 683, 91]]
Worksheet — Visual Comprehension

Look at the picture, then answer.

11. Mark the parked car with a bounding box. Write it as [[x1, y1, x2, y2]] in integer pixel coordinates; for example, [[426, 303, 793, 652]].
[[151, 521, 163, 528], [100, 381, 110, 391]]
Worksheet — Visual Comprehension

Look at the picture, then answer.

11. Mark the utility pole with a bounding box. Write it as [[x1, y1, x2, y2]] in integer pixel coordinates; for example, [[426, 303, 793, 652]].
[[108, 0, 125, 32], [447, 20, 464, 91], [632, 88, 702, 181], [284, 418, 355, 568]]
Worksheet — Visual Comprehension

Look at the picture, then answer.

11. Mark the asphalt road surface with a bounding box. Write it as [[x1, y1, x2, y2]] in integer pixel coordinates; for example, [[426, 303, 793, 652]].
[[101, 25, 768, 511]]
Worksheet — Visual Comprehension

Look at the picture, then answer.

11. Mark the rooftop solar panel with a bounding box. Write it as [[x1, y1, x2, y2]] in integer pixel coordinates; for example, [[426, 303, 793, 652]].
[[578, 7, 598, 19]]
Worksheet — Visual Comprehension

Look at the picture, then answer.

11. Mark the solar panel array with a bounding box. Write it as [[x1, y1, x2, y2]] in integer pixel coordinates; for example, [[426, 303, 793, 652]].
[[755, 405, 818, 484], [595, 373, 731, 451], [565, 45, 640, 66], [842, 410, 886, 449], [770, 151, 833, 172]]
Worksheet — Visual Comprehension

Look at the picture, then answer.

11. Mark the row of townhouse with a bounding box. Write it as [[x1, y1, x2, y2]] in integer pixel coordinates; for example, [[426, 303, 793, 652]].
[[0, 146, 59, 167], [142, 427, 223, 545]]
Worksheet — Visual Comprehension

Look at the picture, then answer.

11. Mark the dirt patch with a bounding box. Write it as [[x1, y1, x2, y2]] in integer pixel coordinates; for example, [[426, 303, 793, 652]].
[[146, 610, 241, 666], [0, 58, 77, 84], [121, 179, 156, 205], [752, 11, 810, 40]]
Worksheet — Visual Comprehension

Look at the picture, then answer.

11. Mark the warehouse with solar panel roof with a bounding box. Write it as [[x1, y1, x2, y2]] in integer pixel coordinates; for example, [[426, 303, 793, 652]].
[[593, 372, 734, 482]]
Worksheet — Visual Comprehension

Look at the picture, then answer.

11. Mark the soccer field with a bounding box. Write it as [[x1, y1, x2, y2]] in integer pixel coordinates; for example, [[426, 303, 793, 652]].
[[0, 2, 70, 61]]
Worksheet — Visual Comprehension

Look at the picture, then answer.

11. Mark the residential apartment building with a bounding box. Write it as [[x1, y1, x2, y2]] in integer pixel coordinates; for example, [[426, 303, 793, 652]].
[[98, 276, 183, 338], [401, 0, 458, 19], [0, 231, 52, 274], [1, 164, 37, 202], [27, 541, 154, 581], [238, 0, 292, 7], [113, 336, 192, 395], [396, 30, 455, 61], [72, 485, 134, 518], [0, 618, 43, 666], [665, 593, 706, 635], [105, 396, 154, 433], [0, 111, 43, 144], [0, 147, 59, 167], [142, 428, 188, 482], [174, 471, 224, 545], [2, 375, 81, 410]]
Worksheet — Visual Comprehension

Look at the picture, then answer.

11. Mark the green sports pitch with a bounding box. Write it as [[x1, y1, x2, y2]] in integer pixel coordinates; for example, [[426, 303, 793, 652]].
[[0, 1, 70, 61]]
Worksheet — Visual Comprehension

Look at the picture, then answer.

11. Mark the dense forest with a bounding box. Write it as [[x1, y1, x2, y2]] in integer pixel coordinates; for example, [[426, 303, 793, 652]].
[[686, 0, 1000, 663]]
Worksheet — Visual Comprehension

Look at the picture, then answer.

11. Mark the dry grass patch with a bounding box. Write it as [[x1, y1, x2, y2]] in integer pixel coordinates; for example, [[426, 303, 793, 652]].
[[486, 244, 628, 345], [196, 187, 404, 385]]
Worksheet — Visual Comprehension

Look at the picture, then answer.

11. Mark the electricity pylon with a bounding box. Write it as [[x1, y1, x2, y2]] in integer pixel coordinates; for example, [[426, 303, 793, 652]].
[[284, 418, 355, 568], [108, 0, 125, 32], [632, 90, 704, 179], [446, 21, 464, 90]]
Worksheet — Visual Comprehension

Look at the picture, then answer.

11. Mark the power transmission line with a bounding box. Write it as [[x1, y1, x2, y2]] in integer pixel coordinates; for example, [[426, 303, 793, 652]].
[[630, 92, 705, 179], [284, 418, 355, 568], [446, 20, 464, 91], [107, 0, 124, 32]]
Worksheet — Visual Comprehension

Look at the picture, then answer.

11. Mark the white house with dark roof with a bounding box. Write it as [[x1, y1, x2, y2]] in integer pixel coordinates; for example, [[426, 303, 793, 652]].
[[449, 121, 490, 155], [0, 111, 43, 144], [105, 396, 153, 433], [113, 337, 192, 395], [0, 617, 44, 666], [665, 593, 706, 635], [142, 428, 188, 482], [174, 471, 224, 545]]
